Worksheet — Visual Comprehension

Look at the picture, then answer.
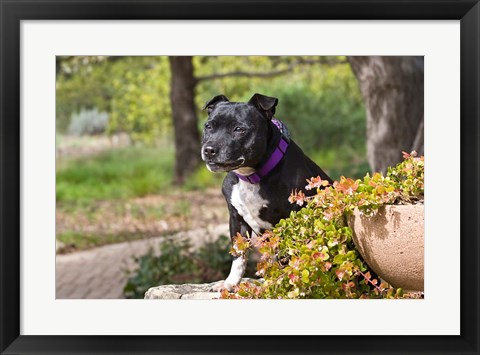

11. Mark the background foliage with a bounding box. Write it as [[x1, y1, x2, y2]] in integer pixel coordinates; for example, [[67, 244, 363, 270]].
[[57, 56, 366, 166]]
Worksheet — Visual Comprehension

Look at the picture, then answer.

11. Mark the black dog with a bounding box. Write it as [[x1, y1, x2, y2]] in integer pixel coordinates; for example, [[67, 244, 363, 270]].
[[201, 93, 332, 291]]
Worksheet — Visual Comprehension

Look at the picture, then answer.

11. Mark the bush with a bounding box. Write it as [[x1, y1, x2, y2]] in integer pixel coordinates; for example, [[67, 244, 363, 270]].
[[222, 151, 424, 299], [264, 76, 365, 154], [108, 57, 172, 143], [197, 58, 366, 155], [68, 108, 109, 136], [123, 235, 256, 299]]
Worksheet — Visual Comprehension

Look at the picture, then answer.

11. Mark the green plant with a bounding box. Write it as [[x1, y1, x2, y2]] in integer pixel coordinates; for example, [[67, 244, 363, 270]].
[[57, 56, 366, 152], [222, 151, 424, 299], [196, 57, 366, 156], [56, 146, 175, 204], [124, 239, 199, 298], [108, 57, 172, 143], [124, 235, 256, 299], [261, 78, 365, 154], [68, 108, 109, 136]]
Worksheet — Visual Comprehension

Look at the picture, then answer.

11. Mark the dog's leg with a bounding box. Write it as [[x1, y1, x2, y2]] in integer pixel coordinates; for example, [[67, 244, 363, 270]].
[[222, 255, 248, 291], [212, 209, 252, 292]]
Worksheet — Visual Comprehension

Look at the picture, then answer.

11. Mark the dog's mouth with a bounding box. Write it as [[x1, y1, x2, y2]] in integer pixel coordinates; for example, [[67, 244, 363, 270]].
[[206, 158, 245, 172]]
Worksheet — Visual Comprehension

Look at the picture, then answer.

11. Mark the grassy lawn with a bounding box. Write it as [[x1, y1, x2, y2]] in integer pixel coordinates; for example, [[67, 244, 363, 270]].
[[56, 145, 228, 205], [57, 146, 175, 204], [56, 143, 368, 205], [56, 144, 227, 252], [56, 142, 369, 252]]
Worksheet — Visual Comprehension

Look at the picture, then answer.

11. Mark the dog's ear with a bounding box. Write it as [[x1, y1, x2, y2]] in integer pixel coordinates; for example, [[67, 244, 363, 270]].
[[248, 93, 278, 119], [202, 95, 229, 114]]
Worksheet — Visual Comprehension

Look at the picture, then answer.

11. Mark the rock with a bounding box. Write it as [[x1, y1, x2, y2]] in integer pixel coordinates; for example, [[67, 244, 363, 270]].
[[144, 279, 260, 299], [347, 204, 424, 291], [144, 282, 216, 299], [181, 292, 221, 300]]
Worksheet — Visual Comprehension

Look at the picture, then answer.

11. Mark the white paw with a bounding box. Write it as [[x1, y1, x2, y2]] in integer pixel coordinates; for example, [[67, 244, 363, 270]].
[[210, 280, 236, 292]]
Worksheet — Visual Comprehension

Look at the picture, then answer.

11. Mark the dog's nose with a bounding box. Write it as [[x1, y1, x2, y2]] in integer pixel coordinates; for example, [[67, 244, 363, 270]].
[[203, 146, 216, 158]]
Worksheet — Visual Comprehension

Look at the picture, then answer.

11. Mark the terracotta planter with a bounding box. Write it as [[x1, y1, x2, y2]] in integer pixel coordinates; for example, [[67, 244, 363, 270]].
[[347, 204, 424, 291]]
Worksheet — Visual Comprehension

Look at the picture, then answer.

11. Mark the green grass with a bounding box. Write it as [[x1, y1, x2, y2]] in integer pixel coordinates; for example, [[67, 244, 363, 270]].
[[182, 165, 226, 191], [57, 230, 153, 251], [57, 146, 175, 204], [56, 145, 225, 205], [56, 143, 369, 206]]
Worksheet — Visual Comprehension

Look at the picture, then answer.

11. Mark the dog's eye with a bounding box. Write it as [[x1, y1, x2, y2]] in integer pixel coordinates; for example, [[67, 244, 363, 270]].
[[204, 122, 212, 130], [234, 127, 245, 134]]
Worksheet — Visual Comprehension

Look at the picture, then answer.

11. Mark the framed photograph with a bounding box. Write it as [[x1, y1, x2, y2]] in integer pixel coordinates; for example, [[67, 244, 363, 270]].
[[1, 1, 479, 354]]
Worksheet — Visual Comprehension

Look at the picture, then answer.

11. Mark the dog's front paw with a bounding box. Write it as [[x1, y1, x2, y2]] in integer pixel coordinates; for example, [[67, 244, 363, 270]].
[[210, 280, 236, 292]]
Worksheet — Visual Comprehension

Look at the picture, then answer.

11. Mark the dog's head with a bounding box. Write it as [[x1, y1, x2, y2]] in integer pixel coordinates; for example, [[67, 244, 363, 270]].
[[201, 93, 278, 173]]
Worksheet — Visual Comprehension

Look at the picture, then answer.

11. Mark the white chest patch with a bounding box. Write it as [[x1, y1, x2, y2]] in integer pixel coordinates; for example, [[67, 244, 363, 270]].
[[231, 180, 273, 233]]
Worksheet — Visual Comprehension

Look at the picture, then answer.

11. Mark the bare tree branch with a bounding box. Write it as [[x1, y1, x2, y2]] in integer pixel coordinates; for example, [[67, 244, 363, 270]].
[[195, 58, 347, 83]]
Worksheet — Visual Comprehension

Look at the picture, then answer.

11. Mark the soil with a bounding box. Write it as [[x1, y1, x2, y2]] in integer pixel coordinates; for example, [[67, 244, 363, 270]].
[[56, 187, 229, 253]]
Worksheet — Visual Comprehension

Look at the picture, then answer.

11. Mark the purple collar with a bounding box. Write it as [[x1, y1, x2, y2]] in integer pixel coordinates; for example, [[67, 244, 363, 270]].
[[234, 120, 289, 184]]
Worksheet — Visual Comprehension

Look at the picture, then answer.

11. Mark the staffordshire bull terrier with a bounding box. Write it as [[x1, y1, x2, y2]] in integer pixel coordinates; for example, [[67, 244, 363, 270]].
[[201, 93, 333, 291]]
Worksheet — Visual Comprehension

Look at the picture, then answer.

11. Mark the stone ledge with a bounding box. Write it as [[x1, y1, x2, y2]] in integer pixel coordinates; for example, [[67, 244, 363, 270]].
[[144, 279, 258, 299]]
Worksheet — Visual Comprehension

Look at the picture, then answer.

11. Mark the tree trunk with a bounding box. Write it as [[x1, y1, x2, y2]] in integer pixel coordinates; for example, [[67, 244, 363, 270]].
[[348, 56, 424, 173], [169, 56, 201, 184]]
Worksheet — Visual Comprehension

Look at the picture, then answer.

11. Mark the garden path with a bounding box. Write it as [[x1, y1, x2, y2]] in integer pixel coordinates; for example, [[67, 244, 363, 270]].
[[55, 223, 229, 299]]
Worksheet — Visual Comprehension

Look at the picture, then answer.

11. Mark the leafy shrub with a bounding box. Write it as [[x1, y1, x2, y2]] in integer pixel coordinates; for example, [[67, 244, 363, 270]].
[[263, 75, 365, 154], [108, 57, 172, 143], [56, 56, 114, 133], [68, 108, 109, 136], [222, 151, 424, 299], [124, 235, 256, 299], [56, 56, 172, 139], [197, 57, 366, 155]]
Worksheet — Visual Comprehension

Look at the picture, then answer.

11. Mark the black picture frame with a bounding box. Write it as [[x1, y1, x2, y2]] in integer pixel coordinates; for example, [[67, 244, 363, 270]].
[[1, 1, 479, 354]]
